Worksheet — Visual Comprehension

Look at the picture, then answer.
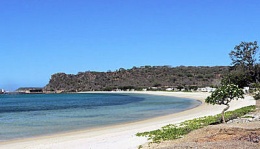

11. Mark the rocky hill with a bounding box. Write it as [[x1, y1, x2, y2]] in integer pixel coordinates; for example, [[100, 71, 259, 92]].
[[44, 66, 229, 92]]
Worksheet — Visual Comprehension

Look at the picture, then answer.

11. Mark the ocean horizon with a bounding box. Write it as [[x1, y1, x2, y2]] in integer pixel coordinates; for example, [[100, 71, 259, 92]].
[[0, 93, 200, 141]]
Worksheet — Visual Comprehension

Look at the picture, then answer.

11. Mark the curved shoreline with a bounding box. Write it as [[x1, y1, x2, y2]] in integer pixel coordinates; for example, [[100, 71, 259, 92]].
[[0, 91, 256, 149]]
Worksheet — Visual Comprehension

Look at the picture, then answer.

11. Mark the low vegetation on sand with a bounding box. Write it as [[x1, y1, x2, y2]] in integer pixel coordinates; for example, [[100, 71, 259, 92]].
[[136, 105, 255, 143]]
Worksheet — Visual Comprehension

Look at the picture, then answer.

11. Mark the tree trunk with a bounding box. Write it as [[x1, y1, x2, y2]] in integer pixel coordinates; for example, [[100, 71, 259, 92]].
[[222, 104, 230, 123], [256, 99, 260, 112]]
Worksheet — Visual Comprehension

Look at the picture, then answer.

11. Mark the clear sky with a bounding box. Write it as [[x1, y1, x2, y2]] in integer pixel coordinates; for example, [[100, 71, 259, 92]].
[[1, 0, 259, 91]]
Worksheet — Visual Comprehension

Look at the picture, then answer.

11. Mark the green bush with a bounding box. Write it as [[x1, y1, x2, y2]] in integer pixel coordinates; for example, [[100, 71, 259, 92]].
[[253, 92, 260, 100]]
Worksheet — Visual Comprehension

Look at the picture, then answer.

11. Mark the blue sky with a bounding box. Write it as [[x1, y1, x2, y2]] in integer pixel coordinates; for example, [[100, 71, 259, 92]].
[[1, 0, 259, 91]]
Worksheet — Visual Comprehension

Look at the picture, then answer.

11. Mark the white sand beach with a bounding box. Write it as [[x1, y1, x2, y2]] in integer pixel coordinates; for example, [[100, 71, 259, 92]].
[[0, 91, 256, 149]]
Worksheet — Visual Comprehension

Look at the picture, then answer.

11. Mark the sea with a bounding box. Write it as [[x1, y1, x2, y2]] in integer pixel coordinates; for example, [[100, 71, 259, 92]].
[[0, 93, 201, 141]]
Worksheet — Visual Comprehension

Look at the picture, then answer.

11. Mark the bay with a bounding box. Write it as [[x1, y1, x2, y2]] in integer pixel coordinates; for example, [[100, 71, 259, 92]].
[[0, 93, 200, 141]]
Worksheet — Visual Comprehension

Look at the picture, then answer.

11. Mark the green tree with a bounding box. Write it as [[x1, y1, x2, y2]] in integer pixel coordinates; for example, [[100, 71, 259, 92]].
[[228, 41, 259, 86], [221, 69, 250, 88], [229, 41, 258, 68], [205, 84, 244, 123], [255, 64, 260, 84]]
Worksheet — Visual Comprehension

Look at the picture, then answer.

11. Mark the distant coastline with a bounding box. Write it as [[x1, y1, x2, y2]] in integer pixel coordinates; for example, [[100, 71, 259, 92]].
[[9, 66, 228, 94]]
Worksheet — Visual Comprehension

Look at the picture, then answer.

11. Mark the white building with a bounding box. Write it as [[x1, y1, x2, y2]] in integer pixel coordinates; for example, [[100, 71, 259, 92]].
[[0, 89, 5, 94], [243, 87, 249, 94], [166, 88, 173, 91], [198, 87, 216, 92]]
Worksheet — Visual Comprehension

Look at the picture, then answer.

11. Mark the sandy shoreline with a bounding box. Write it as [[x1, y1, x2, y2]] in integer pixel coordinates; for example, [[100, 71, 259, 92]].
[[0, 91, 256, 149]]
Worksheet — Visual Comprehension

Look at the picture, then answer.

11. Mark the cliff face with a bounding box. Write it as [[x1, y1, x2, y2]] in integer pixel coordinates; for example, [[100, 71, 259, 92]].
[[44, 66, 229, 92]]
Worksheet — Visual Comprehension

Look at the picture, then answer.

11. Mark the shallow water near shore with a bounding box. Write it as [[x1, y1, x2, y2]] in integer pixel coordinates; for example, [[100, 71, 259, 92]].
[[0, 93, 200, 141]]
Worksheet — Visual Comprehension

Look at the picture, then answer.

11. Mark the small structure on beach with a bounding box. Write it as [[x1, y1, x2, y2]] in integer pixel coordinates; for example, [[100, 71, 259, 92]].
[[243, 87, 250, 94], [165, 88, 173, 91], [197, 87, 216, 92]]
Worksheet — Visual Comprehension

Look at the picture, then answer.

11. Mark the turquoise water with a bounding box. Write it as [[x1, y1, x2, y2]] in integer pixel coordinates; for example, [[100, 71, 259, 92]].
[[0, 93, 200, 141]]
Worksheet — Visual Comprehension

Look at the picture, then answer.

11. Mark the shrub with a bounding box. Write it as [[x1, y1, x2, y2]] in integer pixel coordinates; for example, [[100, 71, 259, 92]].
[[253, 92, 260, 100]]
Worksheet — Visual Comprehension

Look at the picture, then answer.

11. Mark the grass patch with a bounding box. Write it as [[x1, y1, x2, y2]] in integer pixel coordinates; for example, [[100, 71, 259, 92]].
[[136, 105, 255, 143], [241, 115, 254, 118]]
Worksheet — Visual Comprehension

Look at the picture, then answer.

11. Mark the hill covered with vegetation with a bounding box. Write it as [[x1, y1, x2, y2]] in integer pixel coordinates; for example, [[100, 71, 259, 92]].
[[44, 66, 229, 92]]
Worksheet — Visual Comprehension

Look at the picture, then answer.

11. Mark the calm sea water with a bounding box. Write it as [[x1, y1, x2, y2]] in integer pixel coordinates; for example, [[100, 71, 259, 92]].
[[0, 93, 200, 141]]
